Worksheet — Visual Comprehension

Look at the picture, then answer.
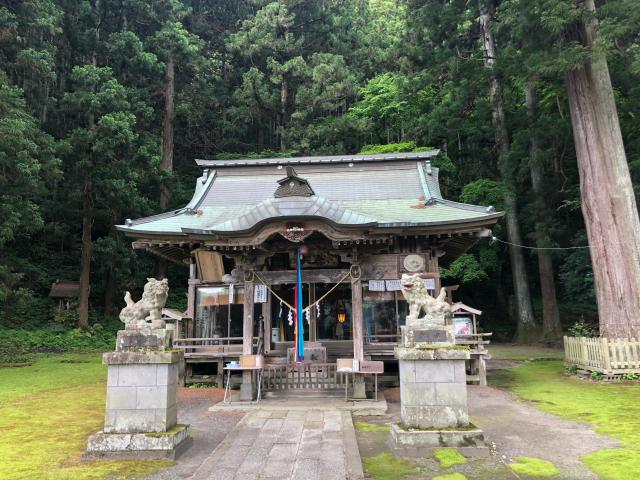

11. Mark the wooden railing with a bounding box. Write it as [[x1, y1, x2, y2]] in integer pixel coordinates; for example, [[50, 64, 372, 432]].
[[564, 336, 640, 374], [365, 334, 400, 343], [261, 363, 348, 391], [173, 337, 259, 358], [455, 333, 492, 349]]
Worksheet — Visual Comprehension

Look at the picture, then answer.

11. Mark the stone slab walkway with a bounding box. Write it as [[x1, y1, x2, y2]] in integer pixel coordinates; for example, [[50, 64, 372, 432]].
[[190, 406, 364, 480]]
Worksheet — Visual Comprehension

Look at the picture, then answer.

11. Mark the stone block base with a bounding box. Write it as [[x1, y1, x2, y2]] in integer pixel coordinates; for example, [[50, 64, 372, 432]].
[[86, 424, 190, 460], [390, 423, 485, 448], [352, 376, 367, 399], [103, 349, 182, 434], [398, 351, 469, 429]]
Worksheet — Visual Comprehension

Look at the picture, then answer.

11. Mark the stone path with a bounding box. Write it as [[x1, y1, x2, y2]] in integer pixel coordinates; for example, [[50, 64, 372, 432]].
[[190, 406, 364, 480]]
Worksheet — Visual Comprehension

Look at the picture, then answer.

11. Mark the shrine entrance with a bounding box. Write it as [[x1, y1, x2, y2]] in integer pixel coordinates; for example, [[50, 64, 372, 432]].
[[269, 283, 353, 343]]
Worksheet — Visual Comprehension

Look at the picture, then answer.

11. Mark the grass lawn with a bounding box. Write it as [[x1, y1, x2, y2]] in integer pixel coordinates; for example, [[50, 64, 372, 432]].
[[491, 360, 640, 480], [488, 343, 564, 361], [0, 353, 172, 480]]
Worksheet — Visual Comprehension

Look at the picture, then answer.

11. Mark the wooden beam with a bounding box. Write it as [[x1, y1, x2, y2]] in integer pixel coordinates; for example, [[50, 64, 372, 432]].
[[256, 269, 350, 285]]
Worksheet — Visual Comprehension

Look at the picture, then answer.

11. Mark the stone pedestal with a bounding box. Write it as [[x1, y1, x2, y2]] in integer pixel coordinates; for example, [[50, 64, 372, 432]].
[[240, 371, 253, 401], [396, 345, 470, 429], [391, 324, 485, 450], [86, 329, 190, 458], [352, 374, 367, 399], [102, 350, 181, 433]]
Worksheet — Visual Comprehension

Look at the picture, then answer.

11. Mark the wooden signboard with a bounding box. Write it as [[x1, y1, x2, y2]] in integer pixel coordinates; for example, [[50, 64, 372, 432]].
[[195, 250, 224, 282], [337, 358, 355, 372], [359, 360, 384, 374]]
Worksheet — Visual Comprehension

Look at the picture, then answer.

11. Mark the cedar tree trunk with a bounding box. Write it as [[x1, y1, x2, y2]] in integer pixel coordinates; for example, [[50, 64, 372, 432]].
[[565, 0, 640, 338], [104, 264, 115, 316], [158, 56, 175, 279], [161, 56, 175, 208], [280, 75, 288, 152], [78, 5, 99, 330], [526, 83, 563, 345], [78, 178, 93, 329], [479, 0, 538, 342]]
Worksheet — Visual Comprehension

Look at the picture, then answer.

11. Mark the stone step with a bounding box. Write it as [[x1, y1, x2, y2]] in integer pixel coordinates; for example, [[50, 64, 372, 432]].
[[263, 389, 344, 399]]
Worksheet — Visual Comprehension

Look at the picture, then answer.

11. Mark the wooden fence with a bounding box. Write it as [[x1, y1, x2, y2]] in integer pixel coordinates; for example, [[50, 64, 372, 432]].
[[564, 336, 640, 374], [261, 363, 348, 391]]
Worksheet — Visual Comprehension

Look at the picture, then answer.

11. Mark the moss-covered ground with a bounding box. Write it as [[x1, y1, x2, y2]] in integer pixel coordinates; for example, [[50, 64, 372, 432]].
[[489, 344, 564, 361], [491, 360, 640, 480], [434, 448, 467, 468], [0, 353, 172, 480], [361, 452, 422, 480], [432, 473, 467, 480], [508, 457, 560, 477], [353, 421, 390, 433]]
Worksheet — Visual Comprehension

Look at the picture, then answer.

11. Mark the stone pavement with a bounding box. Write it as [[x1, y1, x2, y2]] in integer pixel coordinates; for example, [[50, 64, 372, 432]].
[[190, 406, 365, 480]]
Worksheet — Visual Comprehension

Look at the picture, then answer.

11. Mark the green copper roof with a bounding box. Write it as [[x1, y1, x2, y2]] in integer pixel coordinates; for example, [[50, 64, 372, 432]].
[[117, 151, 502, 238]]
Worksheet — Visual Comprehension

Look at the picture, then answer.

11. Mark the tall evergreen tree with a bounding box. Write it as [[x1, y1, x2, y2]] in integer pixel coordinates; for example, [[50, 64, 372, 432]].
[[563, 0, 640, 338]]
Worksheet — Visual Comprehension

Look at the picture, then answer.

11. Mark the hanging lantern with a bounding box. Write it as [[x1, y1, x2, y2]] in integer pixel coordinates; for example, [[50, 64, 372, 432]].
[[337, 310, 346, 324]]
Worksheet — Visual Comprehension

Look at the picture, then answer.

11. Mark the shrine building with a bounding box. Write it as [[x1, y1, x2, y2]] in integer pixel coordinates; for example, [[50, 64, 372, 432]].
[[117, 151, 503, 398]]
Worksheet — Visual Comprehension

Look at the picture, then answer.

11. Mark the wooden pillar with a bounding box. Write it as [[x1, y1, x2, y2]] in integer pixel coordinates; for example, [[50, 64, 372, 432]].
[[243, 280, 255, 354], [351, 276, 366, 399], [263, 290, 272, 353], [241, 279, 255, 401], [309, 283, 317, 342], [187, 258, 198, 339], [187, 280, 197, 317], [352, 277, 364, 362]]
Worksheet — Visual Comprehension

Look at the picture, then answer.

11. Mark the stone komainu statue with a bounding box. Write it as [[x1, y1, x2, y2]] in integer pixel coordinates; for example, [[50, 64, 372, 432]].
[[119, 278, 169, 329], [399, 273, 452, 327]]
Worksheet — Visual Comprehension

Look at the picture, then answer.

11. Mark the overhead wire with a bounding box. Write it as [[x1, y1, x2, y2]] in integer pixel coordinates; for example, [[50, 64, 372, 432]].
[[490, 236, 593, 251]]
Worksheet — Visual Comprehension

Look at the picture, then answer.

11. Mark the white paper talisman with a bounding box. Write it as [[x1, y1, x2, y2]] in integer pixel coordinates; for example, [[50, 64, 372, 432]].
[[423, 278, 436, 290], [254, 284, 268, 303], [368, 280, 386, 292], [385, 279, 402, 291], [228, 284, 235, 303]]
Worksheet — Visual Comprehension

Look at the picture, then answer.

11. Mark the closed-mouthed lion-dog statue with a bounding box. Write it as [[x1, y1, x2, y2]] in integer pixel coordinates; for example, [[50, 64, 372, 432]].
[[399, 273, 451, 327]]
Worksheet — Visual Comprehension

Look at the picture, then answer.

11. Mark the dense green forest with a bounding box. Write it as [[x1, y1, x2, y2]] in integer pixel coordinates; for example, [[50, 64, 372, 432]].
[[1, 0, 639, 346]]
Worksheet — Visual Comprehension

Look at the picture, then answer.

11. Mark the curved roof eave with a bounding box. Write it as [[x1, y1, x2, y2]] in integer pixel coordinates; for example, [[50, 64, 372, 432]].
[[115, 225, 189, 238], [115, 210, 504, 239], [180, 210, 504, 237], [115, 170, 216, 229], [375, 211, 504, 229], [181, 216, 379, 236]]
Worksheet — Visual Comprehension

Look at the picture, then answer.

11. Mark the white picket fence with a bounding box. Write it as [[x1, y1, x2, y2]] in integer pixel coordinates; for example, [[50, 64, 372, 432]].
[[564, 336, 640, 374]]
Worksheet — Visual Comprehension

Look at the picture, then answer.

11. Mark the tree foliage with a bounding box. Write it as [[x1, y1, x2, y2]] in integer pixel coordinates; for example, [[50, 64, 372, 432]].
[[0, 0, 638, 340]]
